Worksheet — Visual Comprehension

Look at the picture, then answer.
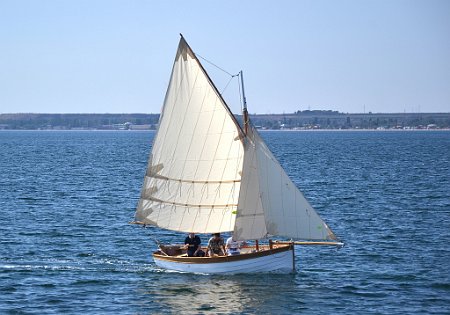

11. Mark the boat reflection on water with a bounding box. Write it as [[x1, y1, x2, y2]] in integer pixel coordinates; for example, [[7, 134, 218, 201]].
[[140, 272, 297, 314]]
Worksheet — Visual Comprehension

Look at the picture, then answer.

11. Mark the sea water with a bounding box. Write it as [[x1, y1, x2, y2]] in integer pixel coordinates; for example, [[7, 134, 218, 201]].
[[0, 130, 449, 314]]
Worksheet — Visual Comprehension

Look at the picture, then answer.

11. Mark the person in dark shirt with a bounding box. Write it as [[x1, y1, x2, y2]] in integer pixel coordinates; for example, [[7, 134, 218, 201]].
[[184, 233, 205, 257]]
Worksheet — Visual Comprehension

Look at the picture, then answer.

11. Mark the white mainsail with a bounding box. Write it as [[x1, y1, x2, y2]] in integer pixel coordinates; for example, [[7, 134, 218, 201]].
[[135, 37, 245, 233], [136, 36, 337, 242]]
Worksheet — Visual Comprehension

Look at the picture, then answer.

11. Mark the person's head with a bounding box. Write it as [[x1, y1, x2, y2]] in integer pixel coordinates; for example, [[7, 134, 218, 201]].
[[189, 233, 195, 238], [213, 233, 220, 238]]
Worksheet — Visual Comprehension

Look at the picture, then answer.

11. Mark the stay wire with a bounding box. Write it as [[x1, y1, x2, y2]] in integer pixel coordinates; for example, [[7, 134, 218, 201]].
[[196, 53, 238, 78], [196, 53, 244, 113]]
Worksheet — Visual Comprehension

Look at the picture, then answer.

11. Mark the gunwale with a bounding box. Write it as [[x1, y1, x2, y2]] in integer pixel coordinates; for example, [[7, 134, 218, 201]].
[[153, 243, 293, 264]]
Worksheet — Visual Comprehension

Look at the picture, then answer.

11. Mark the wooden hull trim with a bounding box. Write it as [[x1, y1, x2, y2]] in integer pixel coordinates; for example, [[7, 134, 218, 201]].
[[153, 244, 295, 274]]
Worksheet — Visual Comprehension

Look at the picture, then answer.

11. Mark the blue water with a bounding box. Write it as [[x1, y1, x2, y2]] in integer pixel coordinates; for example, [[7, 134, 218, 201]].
[[1, 130, 449, 314]]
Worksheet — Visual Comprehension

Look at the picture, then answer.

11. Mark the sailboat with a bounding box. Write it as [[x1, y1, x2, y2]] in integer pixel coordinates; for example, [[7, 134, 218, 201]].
[[133, 35, 342, 274]]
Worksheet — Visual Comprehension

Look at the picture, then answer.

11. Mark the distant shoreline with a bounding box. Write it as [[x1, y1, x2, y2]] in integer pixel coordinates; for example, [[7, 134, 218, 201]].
[[1, 112, 449, 130], [1, 128, 449, 132]]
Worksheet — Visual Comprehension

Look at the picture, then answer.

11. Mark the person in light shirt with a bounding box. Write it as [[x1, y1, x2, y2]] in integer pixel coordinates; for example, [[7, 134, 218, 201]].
[[207, 233, 226, 256], [226, 235, 247, 256]]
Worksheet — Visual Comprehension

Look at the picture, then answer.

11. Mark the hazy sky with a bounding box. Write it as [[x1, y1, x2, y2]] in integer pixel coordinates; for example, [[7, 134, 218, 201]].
[[1, 0, 449, 114]]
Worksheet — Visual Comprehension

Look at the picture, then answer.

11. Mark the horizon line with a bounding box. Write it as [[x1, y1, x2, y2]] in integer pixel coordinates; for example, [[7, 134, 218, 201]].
[[1, 111, 450, 115]]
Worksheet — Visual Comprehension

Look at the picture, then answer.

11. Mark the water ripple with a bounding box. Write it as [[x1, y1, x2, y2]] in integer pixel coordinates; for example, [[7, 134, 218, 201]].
[[0, 130, 449, 314]]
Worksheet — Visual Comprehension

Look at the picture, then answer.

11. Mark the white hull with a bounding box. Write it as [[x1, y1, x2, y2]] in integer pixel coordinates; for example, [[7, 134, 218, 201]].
[[153, 244, 295, 274]]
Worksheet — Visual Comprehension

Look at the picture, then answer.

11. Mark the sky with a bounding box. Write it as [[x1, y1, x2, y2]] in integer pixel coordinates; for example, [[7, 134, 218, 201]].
[[0, 0, 449, 114]]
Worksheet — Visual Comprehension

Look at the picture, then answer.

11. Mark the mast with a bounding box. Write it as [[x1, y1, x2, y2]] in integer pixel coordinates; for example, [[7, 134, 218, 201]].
[[240, 71, 249, 135]]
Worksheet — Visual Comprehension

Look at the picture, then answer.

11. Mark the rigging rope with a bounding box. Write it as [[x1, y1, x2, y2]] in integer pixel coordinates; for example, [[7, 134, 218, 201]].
[[196, 53, 242, 99], [196, 53, 238, 78]]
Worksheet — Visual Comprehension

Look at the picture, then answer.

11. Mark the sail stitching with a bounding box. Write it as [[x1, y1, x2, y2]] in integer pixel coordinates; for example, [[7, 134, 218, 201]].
[[161, 44, 195, 228], [151, 50, 187, 229], [152, 43, 186, 179], [221, 130, 244, 232], [147, 172, 241, 184], [163, 57, 193, 191], [144, 196, 238, 208], [204, 112, 242, 232], [175, 57, 202, 232], [203, 103, 226, 232], [141, 45, 186, 227]]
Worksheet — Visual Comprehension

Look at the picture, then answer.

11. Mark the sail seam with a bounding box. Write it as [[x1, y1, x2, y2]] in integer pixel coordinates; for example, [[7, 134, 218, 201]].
[[204, 110, 227, 231], [176, 61, 202, 232], [144, 196, 238, 208], [163, 54, 194, 199]]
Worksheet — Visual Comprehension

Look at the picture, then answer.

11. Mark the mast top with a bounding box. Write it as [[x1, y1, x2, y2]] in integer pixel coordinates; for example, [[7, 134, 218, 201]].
[[240, 71, 247, 111], [240, 71, 249, 134]]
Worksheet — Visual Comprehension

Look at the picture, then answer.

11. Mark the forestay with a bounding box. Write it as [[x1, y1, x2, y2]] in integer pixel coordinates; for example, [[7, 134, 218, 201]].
[[135, 38, 245, 233]]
